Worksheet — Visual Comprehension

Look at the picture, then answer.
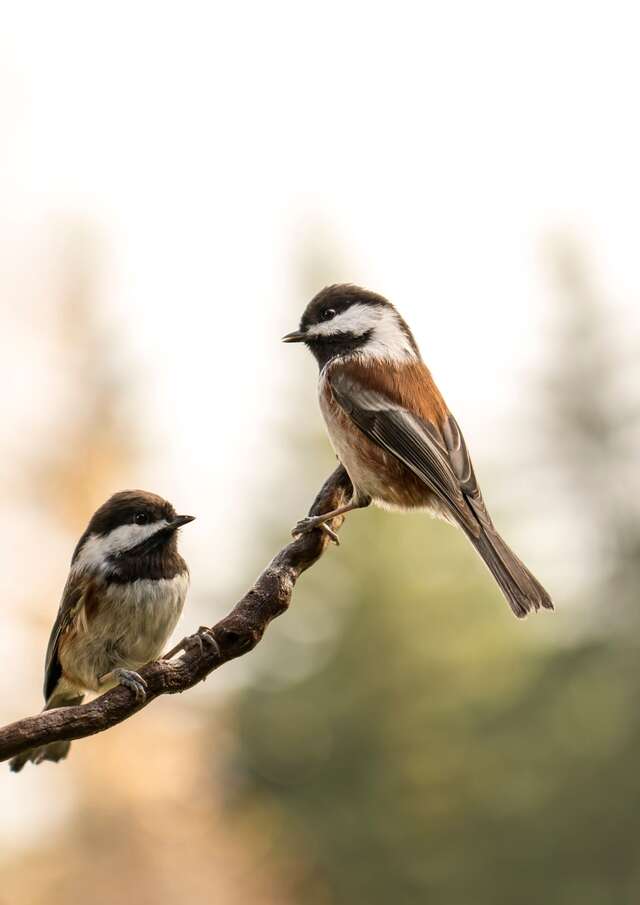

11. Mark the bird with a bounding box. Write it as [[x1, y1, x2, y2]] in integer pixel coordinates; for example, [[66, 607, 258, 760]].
[[10, 490, 195, 772], [283, 283, 553, 619]]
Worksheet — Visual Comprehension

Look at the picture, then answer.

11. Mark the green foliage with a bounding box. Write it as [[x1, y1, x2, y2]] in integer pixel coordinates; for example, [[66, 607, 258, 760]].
[[233, 508, 640, 904]]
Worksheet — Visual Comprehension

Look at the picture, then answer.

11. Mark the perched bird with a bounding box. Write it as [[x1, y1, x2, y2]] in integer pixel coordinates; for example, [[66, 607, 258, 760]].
[[283, 284, 553, 618], [10, 490, 194, 772]]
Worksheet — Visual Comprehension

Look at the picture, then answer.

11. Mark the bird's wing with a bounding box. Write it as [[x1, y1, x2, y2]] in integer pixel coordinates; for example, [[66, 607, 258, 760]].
[[43, 572, 91, 701], [329, 370, 491, 537]]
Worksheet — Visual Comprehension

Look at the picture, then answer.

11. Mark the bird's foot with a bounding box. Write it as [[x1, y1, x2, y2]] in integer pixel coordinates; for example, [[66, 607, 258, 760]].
[[112, 668, 147, 703], [291, 516, 340, 546], [185, 626, 221, 658], [164, 626, 220, 660]]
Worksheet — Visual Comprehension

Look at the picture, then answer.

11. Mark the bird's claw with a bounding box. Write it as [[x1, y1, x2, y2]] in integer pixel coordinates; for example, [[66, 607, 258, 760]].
[[320, 523, 340, 545], [291, 516, 340, 546], [162, 626, 220, 661], [185, 626, 221, 658], [113, 668, 147, 703]]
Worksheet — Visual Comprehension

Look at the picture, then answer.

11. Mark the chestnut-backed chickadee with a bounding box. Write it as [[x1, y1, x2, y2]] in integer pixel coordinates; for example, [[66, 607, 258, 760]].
[[283, 284, 553, 618], [10, 490, 194, 772]]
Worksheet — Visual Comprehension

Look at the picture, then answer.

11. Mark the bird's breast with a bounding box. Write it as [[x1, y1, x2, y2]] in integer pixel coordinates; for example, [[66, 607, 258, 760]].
[[61, 572, 189, 690], [102, 573, 189, 659], [318, 367, 442, 512]]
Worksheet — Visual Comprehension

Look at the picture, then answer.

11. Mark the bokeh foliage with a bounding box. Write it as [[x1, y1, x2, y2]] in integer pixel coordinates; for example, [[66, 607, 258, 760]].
[[230, 241, 640, 905]]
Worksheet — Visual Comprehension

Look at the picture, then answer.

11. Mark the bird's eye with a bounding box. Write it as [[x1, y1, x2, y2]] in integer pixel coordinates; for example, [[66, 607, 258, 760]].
[[320, 308, 336, 321], [134, 512, 148, 525]]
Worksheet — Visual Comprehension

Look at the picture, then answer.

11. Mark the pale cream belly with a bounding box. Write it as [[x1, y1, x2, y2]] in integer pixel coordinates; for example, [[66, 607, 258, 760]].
[[61, 574, 189, 691]]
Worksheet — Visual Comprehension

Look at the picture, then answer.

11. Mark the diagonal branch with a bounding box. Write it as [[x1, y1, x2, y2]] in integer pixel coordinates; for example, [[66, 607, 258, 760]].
[[0, 466, 353, 765]]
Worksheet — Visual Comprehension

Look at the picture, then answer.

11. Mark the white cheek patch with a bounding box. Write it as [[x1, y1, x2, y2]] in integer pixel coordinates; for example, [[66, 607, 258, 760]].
[[72, 520, 169, 574], [307, 303, 416, 363], [306, 303, 379, 338], [361, 307, 416, 362]]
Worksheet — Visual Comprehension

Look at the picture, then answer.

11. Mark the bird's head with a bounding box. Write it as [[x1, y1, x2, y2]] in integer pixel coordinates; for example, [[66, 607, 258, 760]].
[[71, 490, 195, 574], [283, 284, 420, 369]]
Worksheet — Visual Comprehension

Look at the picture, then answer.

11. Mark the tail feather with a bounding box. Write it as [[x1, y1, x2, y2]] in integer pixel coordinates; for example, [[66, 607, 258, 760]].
[[467, 525, 554, 619], [9, 739, 73, 773], [9, 690, 84, 773]]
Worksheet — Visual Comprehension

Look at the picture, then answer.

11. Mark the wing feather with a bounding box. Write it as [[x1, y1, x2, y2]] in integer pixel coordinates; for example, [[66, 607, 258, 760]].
[[330, 370, 483, 535], [329, 370, 553, 617], [43, 574, 87, 701]]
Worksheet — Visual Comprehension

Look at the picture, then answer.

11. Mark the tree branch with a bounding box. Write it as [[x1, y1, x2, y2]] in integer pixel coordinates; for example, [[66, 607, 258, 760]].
[[0, 466, 353, 764]]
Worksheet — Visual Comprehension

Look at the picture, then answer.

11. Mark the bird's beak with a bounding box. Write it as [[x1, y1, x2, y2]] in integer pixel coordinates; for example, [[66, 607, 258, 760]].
[[282, 329, 307, 343], [171, 515, 196, 528], [123, 514, 196, 557]]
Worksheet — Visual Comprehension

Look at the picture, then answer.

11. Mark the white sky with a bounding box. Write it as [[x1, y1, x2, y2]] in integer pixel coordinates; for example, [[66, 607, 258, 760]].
[[1, 0, 640, 849], [2, 3, 640, 542]]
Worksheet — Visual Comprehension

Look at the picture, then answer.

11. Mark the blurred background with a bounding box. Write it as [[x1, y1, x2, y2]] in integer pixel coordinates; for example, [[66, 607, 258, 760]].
[[2, 3, 640, 903]]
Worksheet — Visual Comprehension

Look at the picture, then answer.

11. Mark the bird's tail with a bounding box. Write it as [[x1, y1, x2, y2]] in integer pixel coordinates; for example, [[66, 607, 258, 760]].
[[9, 690, 84, 773], [465, 524, 554, 619]]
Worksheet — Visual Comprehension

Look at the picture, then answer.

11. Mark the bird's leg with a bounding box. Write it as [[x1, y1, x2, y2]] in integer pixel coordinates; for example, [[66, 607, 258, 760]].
[[163, 626, 221, 660], [98, 667, 148, 703], [291, 495, 371, 545]]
